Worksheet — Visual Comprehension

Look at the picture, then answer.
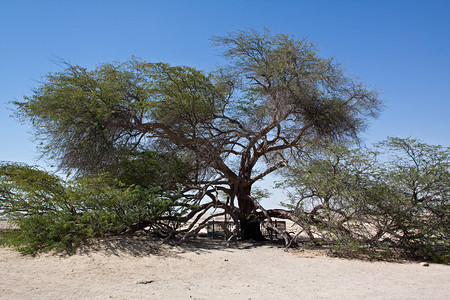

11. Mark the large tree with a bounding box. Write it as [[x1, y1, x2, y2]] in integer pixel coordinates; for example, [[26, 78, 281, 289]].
[[14, 29, 381, 242]]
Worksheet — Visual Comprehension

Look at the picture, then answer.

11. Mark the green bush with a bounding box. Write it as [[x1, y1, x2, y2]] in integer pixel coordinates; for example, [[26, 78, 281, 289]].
[[281, 138, 450, 262], [376, 138, 450, 262], [0, 163, 188, 254]]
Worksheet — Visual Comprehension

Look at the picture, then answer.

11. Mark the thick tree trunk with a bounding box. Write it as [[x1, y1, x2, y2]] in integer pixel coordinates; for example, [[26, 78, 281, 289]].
[[239, 218, 266, 240], [236, 183, 265, 241]]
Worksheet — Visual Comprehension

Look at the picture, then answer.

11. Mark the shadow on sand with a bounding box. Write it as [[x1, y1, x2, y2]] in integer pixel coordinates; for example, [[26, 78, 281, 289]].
[[76, 233, 283, 257]]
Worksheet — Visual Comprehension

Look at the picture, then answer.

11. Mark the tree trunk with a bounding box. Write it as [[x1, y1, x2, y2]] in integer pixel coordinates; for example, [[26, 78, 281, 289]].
[[239, 218, 266, 240], [236, 183, 265, 241]]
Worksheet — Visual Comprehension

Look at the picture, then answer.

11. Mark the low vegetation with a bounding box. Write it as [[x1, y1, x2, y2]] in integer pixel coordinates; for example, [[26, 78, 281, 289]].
[[0, 161, 190, 254], [280, 137, 449, 262]]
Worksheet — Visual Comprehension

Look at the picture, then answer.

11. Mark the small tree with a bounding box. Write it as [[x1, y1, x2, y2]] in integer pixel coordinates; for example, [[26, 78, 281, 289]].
[[281, 138, 449, 262], [279, 142, 389, 252], [377, 137, 450, 261], [13, 29, 381, 242]]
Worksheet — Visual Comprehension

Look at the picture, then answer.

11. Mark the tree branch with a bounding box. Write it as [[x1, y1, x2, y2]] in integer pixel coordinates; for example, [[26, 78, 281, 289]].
[[250, 160, 287, 184]]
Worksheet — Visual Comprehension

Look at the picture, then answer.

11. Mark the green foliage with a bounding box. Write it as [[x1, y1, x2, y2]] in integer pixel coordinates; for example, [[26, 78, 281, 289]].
[[14, 60, 147, 174], [149, 63, 226, 128], [376, 138, 450, 262], [251, 186, 271, 203], [0, 163, 188, 254], [13, 59, 223, 176], [281, 142, 387, 250], [212, 28, 381, 139], [111, 150, 194, 190], [281, 138, 449, 262]]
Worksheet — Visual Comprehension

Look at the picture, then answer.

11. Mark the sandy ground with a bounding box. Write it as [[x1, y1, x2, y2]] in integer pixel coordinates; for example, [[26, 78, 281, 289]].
[[1, 232, 449, 300]]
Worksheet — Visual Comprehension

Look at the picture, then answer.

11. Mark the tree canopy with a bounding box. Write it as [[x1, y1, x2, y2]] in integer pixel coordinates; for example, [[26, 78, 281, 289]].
[[13, 29, 382, 242]]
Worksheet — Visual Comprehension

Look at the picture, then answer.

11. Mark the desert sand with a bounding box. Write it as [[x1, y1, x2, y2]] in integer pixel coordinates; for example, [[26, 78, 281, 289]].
[[1, 232, 449, 300]]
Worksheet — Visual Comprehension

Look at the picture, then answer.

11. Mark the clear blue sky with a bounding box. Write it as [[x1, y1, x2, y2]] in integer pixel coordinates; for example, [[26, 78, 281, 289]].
[[1, 0, 449, 206]]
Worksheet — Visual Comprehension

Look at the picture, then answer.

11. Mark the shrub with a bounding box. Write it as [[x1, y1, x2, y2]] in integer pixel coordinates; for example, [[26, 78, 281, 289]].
[[0, 163, 188, 254], [281, 138, 450, 262], [376, 138, 450, 262]]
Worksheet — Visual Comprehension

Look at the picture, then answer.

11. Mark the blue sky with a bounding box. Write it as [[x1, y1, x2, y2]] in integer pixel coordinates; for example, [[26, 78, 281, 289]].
[[1, 0, 449, 206]]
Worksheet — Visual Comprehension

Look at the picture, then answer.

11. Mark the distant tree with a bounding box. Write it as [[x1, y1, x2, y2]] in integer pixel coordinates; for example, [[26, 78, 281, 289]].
[[13, 29, 381, 243]]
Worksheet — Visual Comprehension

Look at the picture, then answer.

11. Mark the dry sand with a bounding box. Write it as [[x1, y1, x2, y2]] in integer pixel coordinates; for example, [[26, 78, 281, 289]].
[[1, 233, 449, 300]]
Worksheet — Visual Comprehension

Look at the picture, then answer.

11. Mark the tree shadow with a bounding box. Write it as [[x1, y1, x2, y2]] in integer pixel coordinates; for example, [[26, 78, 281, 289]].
[[75, 233, 281, 257]]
